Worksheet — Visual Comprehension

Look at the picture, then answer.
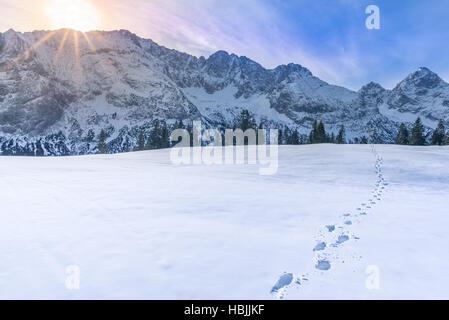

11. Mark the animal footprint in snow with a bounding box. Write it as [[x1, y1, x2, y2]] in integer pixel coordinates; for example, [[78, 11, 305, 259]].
[[315, 260, 331, 271], [335, 235, 350, 245], [271, 273, 293, 293], [313, 242, 326, 251]]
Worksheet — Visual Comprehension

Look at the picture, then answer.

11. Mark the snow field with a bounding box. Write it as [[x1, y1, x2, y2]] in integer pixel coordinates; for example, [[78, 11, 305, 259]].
[[0, 145, 448, 299]]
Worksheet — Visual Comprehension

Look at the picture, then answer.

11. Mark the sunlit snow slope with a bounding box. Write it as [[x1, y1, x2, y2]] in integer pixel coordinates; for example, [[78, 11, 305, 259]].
[[0, 145, 448, 299]]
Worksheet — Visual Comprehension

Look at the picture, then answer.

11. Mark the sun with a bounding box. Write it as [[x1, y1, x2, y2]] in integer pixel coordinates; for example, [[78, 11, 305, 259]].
[[46, 0, 99, 32]]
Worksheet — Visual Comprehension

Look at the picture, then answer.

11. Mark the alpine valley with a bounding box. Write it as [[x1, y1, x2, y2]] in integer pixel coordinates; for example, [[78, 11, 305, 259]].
[[1, 29, 448, 155]]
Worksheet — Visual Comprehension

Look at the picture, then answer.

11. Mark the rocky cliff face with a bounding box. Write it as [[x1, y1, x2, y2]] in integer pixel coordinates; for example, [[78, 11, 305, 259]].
[[0, 29, 447, 155]]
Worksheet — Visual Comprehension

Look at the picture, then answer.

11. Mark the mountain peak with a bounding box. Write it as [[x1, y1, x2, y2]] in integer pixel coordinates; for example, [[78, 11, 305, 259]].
[[399, 67, 443, 89], [208, 50, 242, 62], [4, 28, 17, 34], [411, 66, 435, 77], [113, 29, 142, 48], [209, 50, 229, 57], [117, 29, 138, 37], [274, 63, 313, 78], [2, 28, 20, 39], [360, 81, 385, 92]]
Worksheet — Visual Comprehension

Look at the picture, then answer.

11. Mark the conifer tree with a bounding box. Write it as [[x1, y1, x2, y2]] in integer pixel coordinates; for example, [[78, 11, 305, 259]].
[[360, 136, 368, 144], [232, 109, 257, 145], [288, 129, 300, 145], [316, 121, 326, 143], [409, 117, 426, 146], [395, 123, 409, 145], [160, 120, 170, 149], [335, 125, 346, 144], [256, 122, 265, 144], [278, 127, 283, 145], [186, 123, 193, 147], [97, 129, 108, 154], [134, 130, 146, 151], [309, 120, 318, 144], [431, 120, 445, 146], [147, 120, 161, 149], [283, 127, 292, 144], [236, 109, 257, 131], [444, 130, 449, 146]]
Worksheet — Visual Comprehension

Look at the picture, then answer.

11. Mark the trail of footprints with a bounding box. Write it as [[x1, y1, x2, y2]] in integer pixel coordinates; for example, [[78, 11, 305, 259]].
[[271, 145, 388, 299]]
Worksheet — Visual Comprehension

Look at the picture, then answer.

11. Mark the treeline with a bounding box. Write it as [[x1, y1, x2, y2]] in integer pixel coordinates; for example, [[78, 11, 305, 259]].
[[232, 110, 350, 145], [395, 117, 449, 146], [95, 110, 449, 153], [276, 120, 348, 145], [97, 119, 175, 154], [95, 110, 356, 154]]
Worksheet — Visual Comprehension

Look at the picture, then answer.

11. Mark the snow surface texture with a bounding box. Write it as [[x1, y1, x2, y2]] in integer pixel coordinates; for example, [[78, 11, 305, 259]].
[[0, 145, 448, 299], [1, 29, 448, 155], [271, 144, 387, 299]]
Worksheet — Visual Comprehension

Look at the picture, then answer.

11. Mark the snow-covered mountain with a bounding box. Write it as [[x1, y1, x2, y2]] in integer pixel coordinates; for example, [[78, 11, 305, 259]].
[[0, 29, 448, 155]]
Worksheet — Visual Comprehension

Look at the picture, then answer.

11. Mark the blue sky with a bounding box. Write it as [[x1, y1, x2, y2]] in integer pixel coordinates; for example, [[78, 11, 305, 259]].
[[2, 0, 449, 90]]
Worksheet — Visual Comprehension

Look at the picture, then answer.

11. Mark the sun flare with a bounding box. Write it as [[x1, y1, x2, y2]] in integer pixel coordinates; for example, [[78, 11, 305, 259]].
[[46, 0, 99, 32]]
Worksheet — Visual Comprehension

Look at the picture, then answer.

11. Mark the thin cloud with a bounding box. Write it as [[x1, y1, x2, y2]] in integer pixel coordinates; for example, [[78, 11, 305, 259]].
[[1, 0, 448, 90]]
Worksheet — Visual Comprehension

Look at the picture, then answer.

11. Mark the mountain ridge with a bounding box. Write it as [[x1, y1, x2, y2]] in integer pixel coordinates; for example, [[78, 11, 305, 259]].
[[0, 28, 448, 155]]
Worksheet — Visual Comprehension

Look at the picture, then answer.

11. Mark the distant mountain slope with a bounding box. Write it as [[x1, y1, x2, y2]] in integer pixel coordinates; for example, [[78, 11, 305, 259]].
[[0, 29, 448, 155]]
